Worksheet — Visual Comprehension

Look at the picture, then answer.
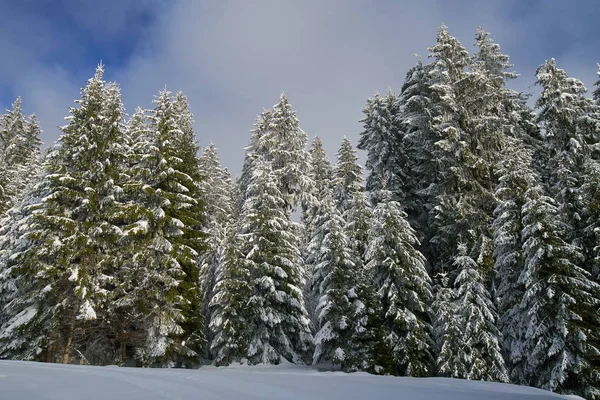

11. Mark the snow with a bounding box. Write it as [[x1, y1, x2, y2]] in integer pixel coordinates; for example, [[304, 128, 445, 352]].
[[0, 360, 572, 400]]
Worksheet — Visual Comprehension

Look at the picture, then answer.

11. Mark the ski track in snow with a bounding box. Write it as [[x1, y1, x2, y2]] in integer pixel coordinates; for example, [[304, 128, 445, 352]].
[[0, 360, 575, 400]]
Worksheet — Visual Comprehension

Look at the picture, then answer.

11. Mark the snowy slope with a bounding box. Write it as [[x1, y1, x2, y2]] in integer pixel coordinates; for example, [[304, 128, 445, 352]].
[[0, 360, 575, 400]]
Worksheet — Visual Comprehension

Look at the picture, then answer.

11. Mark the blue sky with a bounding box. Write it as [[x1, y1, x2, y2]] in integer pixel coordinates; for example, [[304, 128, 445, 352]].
[[1, 0, 599, 173]]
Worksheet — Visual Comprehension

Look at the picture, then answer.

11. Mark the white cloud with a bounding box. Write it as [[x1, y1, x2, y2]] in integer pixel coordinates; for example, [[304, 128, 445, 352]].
[[1, 0, 598, 173]]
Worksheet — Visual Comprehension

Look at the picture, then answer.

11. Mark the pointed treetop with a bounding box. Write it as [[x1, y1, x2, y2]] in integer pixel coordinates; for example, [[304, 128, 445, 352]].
[[9, 97, 22, 114], [593, 64, 600, 102], [95, 61, 105, 80], [428, 24, 470, 72]]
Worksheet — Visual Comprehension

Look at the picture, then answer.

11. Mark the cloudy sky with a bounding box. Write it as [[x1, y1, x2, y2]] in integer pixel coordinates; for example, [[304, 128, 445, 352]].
[[1, 0, 599, 174]]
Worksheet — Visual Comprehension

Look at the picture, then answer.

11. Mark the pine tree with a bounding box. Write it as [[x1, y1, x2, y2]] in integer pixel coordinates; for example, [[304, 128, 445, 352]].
[[492, 138, 532, 369], [594, 64, 600, 105], [240, 94, 312, 212], [365, 188, 433, 376], [0, 183, 47, 357], [534, 59, 598, 246], [419, 25, 474, 275], [396, 56, 436, 232], [118, 89, 206, 367], [453, 243, 508, 382], [302, 136, 332, 328], [198, 143, 236, 356], [312, 187, 384, 372], [515, 178, 600, 397], [0, 98, 42, 215], [433, 273, 465, 378], [358, 90, 414, 207], [332, 137, 362, 214], [209, 218, 252, 365], [239, 158, 312, 364], [0, 64, 128, 364]]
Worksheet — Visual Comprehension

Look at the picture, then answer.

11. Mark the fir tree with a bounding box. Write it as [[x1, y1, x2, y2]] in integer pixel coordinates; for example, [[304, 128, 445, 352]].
[[0, 98, 42, 215], [120, 89, 206, 367], [535, 59, 598, 246], [0, 64, 128, 364], [594, 64, 600, 105], [209, 218, 252, 365], [332, 137, 362, 214], [240, 94, 312, 212], [302, 136, 332, 328], [240, 158, 312, 364], [453, 243, 508, 382], [358, 91, 414, 207], [515, 179, 600, 397], [492, 138, 532, 369], [198, 143, 236, 356], [312, 187, 384, 372], [365, 187, 433, 376], [433, 273, 465, 378]]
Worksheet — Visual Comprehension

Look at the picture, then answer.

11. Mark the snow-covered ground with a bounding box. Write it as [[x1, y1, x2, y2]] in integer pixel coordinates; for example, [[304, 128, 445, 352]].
[[0, 360, 575, 400]]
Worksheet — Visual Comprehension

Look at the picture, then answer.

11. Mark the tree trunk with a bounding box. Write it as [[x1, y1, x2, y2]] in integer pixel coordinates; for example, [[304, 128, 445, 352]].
[[121, 342, 127, 365], [62, 318, 76, 364]]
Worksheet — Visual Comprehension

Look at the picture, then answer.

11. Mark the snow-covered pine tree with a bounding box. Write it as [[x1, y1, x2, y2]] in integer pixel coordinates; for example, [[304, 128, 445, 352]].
[[0, 182, 50, 360], [470, 26, 539, 155], [239, 158, 312, 364], [0, 98, 42, 215], [358, 90, 414, 207], [238, 109, 271, 210], [515, 176, 600, 397], [332, 137, 362, 214], [492, 137, 533, 370], [198, 143, 236, 356], [365, 187, 433, 376], [20, 114, 44, 188], [594, 64, 600, 105], [395, 56, 436, 232], [534, 59, 598, 247], [0, 98, 27, 211], [0, 64, 128, 364], [332, 139, 386, 373], [118, 89, 206, 367], [419, 25, 474, 275], [209, 216, 252, 366], [312, 186, 385, 373], [433, 272, 465, 379], [453, 243, 508, 382], [302, 136, 333, 328], [239, 94, 312, 212]]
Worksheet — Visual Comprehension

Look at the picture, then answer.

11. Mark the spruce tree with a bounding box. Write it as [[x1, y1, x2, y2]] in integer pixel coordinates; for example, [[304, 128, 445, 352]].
[[302, 136, 332, 328], [534, 59, 598, 246], [240, 94, 312, 211], [365, 188, 433, 376], [453, 243, 508, 382], [515, 178, 600, 397], [312, 187, 384, 372], [239, 158, 312, 364], [332, 137, 362, 214], [119, 89, 206, 367], [433, 273, 465, 378], [0, 98, 42, 215], [358, 91, 414, 207], [0, 64, 128, 364], [198, 143, 236, 356], [209, 218, 252, 366], [594, 64, 600, 105], [492, 138, 532, 369], [420, 25, 474, 275]]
